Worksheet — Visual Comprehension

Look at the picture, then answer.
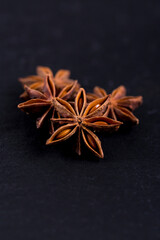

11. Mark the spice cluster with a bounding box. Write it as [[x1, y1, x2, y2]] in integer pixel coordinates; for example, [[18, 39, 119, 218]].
[[18, 66, 143, 158]]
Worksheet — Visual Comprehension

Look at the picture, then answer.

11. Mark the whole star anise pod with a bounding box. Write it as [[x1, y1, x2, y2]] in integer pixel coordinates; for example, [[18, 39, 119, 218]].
[[46, 88, 122, 158], [18, 74, 78, 133], [19, 66, 80, 99], [87, 85, 143, 124], [17, 65, 143, 159]]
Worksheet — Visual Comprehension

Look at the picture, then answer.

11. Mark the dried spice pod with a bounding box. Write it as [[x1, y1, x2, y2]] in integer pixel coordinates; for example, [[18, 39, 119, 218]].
[[83, 96, 110, 118], [46, 124, 78, 144], [82, 127, 104, 158], [18, 66, 143, 159], [18, 74, 78, 133], [36, 66, 54, 78], [87, 87, 107, 102], [83, 116, 121, 132], [19, 66, 80, 99], [87, 85, 143, 125], [19, 76, 44, 99], [46, 88, 122, 158]]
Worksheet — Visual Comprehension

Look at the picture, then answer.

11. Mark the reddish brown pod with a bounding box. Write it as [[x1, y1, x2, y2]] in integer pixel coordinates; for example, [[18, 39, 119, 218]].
[[18, 67, 143, 159], [87, 85, 143, 125], [46, 88, 122, 158]]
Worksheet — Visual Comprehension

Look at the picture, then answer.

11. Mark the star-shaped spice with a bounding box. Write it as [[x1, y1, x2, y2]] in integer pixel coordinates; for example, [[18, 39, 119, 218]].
[[87, 85, 143, 124], [19, 66, 80, 99], [46, 88, 122, 158], [18, 74, 78, 133]]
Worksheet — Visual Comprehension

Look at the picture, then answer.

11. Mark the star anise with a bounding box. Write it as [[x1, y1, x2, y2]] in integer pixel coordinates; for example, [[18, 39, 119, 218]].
[[17, 65, 143, 159], [18, 74, 78, 133], [19, 66, 80, 99], [87, 85, 143, 124], [46, 88, 122, 158]]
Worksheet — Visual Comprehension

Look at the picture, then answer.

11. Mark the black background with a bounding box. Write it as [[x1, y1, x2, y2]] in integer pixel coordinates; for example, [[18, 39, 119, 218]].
[[1, 0, 160, 239]]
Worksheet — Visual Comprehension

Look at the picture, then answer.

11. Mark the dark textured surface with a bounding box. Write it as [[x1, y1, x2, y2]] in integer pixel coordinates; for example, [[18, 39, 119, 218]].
[[0, 0, 160, 239]]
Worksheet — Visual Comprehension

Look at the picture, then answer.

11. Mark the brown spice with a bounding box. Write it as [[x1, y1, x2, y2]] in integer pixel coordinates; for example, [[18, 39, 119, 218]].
[[18, 67, 143, 159], [46, 88, 122, 158], [19, 66, 80, 99], [87, 85, 143, 125], [18, 74, 78, 133]]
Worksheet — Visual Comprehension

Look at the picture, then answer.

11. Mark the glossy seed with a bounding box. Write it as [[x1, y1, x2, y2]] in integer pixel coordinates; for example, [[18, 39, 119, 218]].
[[93, 121, 108, 125], [86, 133, 97, 149], [56, 129, 72, 139], [89, 104, 100, 114], [78, 98, 83, 113]]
